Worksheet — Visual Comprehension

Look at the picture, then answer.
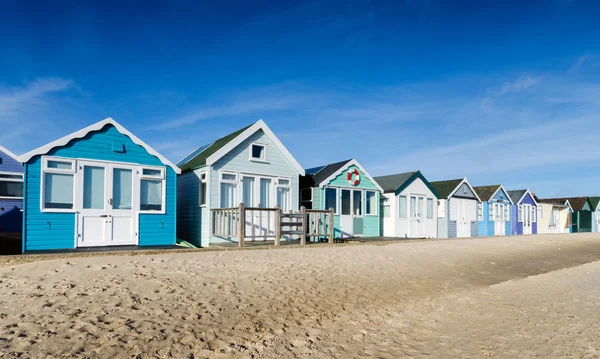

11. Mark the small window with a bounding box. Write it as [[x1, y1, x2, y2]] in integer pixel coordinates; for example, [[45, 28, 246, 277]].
[[142, 168, 164, 178], [489, 204, 494, 221], [221, 173, 237, 182], [41, 157, 76, 211], [398, 196, 407, 218], [325, 188, 337, 214], [199, 172, 207, 206], [277, 186, 291, 212], [140, 166, 166, 213], [410, 196, 416, 217], [518, 205, 523, 222], [250, 143, 266, 161], [427, 198, 433, 219], [438, 200, 445, 218], [0, 173, 24, 199], [365, 191, 376, 215], [278, 178, 290, 186], [46, 159, 74, 171], [504, 204, 509, 220], [477, 202, 483, 221], [531, 206, 536, 222]]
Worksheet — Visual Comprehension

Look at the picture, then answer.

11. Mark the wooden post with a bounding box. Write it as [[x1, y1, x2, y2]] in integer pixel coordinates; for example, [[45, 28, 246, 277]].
[[238, 203, 245, 247], [328, 207, 334, 245], [300, 206, 307, 246], [274, 205, 281, 246]]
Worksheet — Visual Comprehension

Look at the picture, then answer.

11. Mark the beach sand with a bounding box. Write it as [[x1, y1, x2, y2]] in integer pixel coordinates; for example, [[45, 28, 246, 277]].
[[1, 233, 600, 358]]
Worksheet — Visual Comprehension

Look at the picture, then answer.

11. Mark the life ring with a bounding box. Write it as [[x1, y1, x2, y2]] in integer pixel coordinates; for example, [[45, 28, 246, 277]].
[[347, 169, 360, 186]]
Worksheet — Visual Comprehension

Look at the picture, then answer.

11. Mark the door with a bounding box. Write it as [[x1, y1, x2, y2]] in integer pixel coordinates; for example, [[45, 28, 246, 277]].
[[494, 203, 506, 236], [455, 199, 472, 238], [522, 204, 532, 234], [352, 190, 364, 236], [77, 162, 137, 247], [257, 178, 275, 240], [409, 195, 426, 237], [340, 189, 353, 237], [243, 175, 278, 241]]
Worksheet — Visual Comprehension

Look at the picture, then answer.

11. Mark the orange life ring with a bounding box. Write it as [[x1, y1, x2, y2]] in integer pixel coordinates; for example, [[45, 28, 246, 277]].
[[347, 169, 360, 186]]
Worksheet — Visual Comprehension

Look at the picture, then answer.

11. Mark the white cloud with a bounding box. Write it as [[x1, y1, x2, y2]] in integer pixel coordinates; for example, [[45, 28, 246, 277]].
[[495, 75, 543, 96], [0, 78, 73, 119]]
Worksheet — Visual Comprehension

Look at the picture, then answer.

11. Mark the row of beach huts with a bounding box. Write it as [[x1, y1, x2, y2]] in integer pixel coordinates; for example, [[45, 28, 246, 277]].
[[0, 118, 598, 253]]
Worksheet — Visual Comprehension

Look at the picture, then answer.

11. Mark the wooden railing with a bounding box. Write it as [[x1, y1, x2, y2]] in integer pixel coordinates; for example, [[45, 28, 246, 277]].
[[211, 204, 334, 247]]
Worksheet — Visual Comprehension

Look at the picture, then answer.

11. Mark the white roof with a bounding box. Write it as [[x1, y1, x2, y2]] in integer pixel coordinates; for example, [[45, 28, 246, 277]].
[[18, 118, 181, 174], [0, 144, 19, 162], [205, 119, 305, 175]]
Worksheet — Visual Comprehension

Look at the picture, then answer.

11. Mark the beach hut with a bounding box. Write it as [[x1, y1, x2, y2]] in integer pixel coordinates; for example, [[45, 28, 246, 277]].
[[18, 118, 180, 252], [177, 120, 304, 247], [537, 197, 592, 233], [472, 185, 513, 236], [507, 190, 538, 235], [589, 197, 600, 232], [0, 145, 23, 235], [535, 198, 570, 234], [300, 159, 383, 238], [374, 171, 439, 238], [430, 178, 480, 238]]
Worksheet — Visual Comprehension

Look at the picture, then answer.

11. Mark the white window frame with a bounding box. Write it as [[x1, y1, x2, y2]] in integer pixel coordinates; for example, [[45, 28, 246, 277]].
[[381, 197, 391, 218], [40, 156, 77, 213], [504, 204, 509, 221], [477, 202, 483, 221], [365, 190, 378, 216], [324, 187, 339, 215], [531, 205, 536, 223], [0, 171, 24, 200], [199, 171, 207, 207], [249, 142, 268, 163], [398, 195, 407, 218], [489, 203, 494, 221], [518, 205, 523, 222], [426, 198, 434, 219], [139, 165, 167, 214], [218, 171, 239, 208], [275, 176, 292, 212]]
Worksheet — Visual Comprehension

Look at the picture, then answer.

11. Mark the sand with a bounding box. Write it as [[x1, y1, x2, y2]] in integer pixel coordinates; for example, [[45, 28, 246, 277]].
[[1, 233, 600, 358]]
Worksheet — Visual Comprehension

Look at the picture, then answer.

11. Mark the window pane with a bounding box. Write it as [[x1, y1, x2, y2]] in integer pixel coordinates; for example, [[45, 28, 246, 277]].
[[242, 177, 255, 206], [399, 196, 407, 218], [325, 188, 337, 213], [382, 205, 391, 218], [366, 191, 376, 215], [0, 181, 23, 198], [353, 190, 362, 216], [220, 182, 236, 207], [277, 187, 290, 212], [113, 168, 132, 210], [301, 188, 312, 202], [44, 173, 73, 209], [278, 178, 290, 186], [251, 144, 265, 159], [142, 168, 162, 177], [200, 182, 206, 206], [427, 198, 433, 219], [341, 190, 351, 215], [83, 166, 105, 209], [141, 179, 163, 211], [259, 178, 271, 208], [222, 173, 236, 181], [410, 196, 416, 217], [418, 197, 423, 217], [0, 174, 22, 180], [47, 160, 72, 170]]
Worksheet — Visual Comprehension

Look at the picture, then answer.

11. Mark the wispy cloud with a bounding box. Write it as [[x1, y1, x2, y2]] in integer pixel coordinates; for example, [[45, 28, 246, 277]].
[[0, 78, 73, 119], [495, 75, 543, 96]]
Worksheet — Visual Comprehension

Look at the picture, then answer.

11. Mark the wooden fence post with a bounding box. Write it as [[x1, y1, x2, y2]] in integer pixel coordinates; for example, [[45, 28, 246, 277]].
[[300, 206, 307, 246], [238, 203, 245, 247], [274, 205, 281, 246], [328, 207, 334, 244]]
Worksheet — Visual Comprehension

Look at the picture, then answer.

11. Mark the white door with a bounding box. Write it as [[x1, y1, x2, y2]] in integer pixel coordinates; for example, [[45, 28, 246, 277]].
[[409, 195, 426, 237], [522, 204, 532, 234], [494, 203, 506, 236], [455, 199, 473, 238], [77, 162, 137, 247], [340, 189, 353, 237], [257, 177, 275, 240]]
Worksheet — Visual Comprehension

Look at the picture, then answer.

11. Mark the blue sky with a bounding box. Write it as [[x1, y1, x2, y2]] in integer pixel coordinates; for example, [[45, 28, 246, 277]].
[[1, 0, 600, 197]]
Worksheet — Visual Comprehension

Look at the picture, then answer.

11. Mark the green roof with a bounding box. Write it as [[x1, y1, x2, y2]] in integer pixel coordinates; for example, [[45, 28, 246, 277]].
[[588, 197, 600, 210], [473, 185, 501, 202], [430, 179, 463, 199], [374, 171, 440, 198], [178, 124, 252, 173]]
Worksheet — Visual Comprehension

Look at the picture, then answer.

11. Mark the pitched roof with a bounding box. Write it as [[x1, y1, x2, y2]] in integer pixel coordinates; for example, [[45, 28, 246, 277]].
[[473, 185, 502, 202], [430, 179, 463, 199], [0, 144, 19, 162], [589, 197, 600, 210], [541, 197, 590, 211], [373, 171, 417, 193], [18, 118, 181, 174], [177, 120, 304, 175], [178, 124, 251, 173], [507, 190, 527, 204], [302, 159, 353, 187]]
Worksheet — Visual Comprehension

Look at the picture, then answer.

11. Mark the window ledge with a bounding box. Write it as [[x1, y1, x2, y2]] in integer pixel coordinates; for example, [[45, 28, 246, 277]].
[[140, 210, 166, 215], [0, 196, 23, 200], [41, 209, 75, 213], [249, 158, 269, 163]]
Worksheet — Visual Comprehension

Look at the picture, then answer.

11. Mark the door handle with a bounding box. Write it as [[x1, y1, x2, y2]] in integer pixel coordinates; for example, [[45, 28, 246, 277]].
[[100, 215, 108, 218]]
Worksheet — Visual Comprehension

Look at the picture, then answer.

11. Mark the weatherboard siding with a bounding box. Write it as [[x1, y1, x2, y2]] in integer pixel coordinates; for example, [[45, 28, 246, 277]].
[[454, 182, 477, 199], [23, 125, 176, 251], [176, 169, 207, 247], [208, 129, 300, 245], [0, 147, 23, 234], [387, 178, 437, 238]]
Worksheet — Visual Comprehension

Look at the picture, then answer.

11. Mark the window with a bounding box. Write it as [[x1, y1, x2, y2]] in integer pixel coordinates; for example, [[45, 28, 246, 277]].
[[504, 204, 509, 220], [242, 176, 255, 206], [438, 200, 445, 218], [278, 178, 290, 186], [531, 206, 536, 222], [489, 204, 494, 221], [381, 197, 390, 218], [199, 172, 207, 206], [365, 191, 376, 215], [0, 173, 23, 199], [250, 143, 266, 161], [427, 198, 433, 219], [140, 166, 165, 212], [417, 197, 423, 217], [410, 196, 416, 217], [42, 157, 76, 211], [518, 205, 523, 222], [341, 190, 351, 215], [477, 202, 483, 221], [277, 187, 290, 212], [549, 209, 557, 227], [219, 172, 238, 208], [325, 188, 337, 214], [398, 196, 407, 218], [353, 190, 362, 216]]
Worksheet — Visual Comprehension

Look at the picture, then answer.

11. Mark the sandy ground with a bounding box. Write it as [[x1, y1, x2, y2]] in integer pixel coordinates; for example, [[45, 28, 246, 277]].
[[1, 233, 600, 359]]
